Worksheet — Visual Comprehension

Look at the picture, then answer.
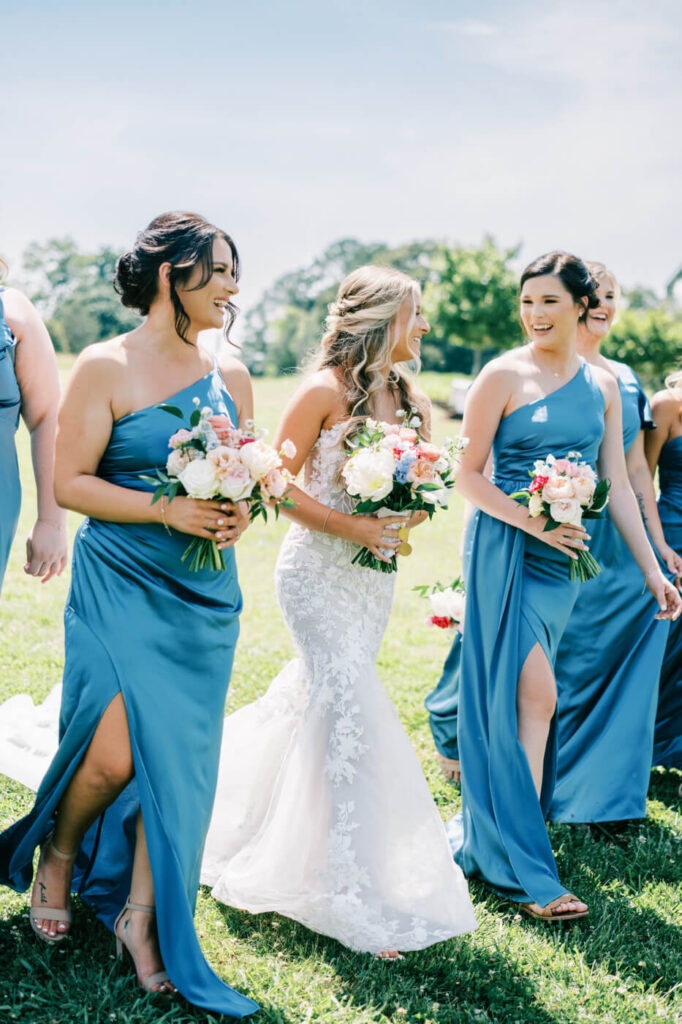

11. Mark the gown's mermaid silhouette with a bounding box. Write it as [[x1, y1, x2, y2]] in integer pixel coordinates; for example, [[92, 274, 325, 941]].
[[201, 422, 477, 952], [452, 362, 604, 905], [0, 288, 21, 594], [653, 434, 682, 769], [550, 364, 670, 821], [0, 362, 258, 1017]]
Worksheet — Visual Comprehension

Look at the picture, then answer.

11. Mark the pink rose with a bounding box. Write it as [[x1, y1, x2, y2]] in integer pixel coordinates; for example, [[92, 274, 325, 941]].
[[207, 446, 241, 477], [407, 458, 436, 484], [552, 458, 571, 474], [415, 442, 441, 463], [218, 463, 255, 502], [398, 427, 418, 442], [381, 422, 400, 435], [209, 415, 236, 444], [262, 469, 288, 499], [169, 428, 193, 449], [549, 498, 582, 525], [166, 448, 190, 477]]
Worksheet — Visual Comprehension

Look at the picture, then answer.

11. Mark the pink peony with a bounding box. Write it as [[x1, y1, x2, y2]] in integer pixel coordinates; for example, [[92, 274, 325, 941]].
[[552, 458, 571, 474], [407, 458, 437, 484], [542, 476, 576, 502], [573, 474, 596, 506], [261, 469, 289, 499], [398, 427, 418, 442]]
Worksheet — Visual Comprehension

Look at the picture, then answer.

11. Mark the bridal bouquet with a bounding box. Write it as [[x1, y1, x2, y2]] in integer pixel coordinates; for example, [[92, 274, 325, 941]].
[[510, 451, 610, 582], [341, 410, 468, 573], [141, 398, 296, 571], [414, 578, 466, 631]]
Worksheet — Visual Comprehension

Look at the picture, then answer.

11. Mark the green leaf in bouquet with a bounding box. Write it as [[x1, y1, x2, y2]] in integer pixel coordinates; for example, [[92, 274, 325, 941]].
[[543, 516, 561, 532], [190, 409, 201, 427], [157, 404, 185, 419], [509, 490, 530, 504], [415, 482, 442, 492], [168, 481, 181, 502], [150, 484, 168, 505], [591, 477, 611, 511], [139, 474, 162, 487]]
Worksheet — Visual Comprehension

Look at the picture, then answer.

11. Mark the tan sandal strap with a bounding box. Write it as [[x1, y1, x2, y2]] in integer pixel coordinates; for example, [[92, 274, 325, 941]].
[[145, 970, 170, 989], [30, 907, 71, 923], [125, 899, 156, 915]]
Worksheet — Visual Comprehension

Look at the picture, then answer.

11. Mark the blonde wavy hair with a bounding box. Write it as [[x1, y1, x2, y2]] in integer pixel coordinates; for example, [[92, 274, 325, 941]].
[[308, 265, 429, 443]]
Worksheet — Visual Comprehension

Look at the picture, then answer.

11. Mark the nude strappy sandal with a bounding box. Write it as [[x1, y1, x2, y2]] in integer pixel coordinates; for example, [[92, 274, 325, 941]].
[[114, 897, 173, 994], [29, 834, 75, 944]]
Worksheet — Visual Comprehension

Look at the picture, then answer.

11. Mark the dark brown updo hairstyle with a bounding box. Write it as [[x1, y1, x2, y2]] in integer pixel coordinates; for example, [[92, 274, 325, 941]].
[[520, 251, 599, 323], [114, 212, 240, 344]]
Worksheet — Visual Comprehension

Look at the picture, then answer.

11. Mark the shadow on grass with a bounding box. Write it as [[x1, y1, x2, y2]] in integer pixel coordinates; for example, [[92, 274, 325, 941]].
[[215, 899, 564, 1024]]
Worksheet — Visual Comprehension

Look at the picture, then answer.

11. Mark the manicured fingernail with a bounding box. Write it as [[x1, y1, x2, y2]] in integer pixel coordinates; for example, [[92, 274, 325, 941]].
[[217, 518, 225, 525]]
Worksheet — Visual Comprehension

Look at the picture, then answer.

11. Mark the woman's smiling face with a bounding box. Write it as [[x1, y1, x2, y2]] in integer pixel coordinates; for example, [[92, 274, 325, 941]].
[[520, 273, 585, 349]]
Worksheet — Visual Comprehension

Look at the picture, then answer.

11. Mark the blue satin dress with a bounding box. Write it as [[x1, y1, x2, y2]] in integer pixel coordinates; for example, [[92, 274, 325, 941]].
[[653, 435, 682, 768], [0, 288, 21, 594], [451, 363, 604, 906], [0, 364, 258, 1018], [549, 364, 669, 822]]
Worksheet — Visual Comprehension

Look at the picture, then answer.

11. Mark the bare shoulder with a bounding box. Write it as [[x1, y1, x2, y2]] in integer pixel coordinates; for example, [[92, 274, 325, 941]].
[[650, 388, 679, 427], [217, 350, 251, 387], [66, 337, 129, 394], [590, 362, 620, 404], [1, 287, 42, 332], [471, 348, 525, 396]]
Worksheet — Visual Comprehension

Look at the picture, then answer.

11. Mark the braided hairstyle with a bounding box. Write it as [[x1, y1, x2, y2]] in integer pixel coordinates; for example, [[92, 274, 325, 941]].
[[308, 265, 429, 445]]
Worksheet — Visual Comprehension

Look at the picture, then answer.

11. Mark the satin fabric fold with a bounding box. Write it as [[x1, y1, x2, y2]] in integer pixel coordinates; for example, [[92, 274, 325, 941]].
[[0, 366, 258, 1018], [0, 288, 21, 594], [452, 363, 604, 905]]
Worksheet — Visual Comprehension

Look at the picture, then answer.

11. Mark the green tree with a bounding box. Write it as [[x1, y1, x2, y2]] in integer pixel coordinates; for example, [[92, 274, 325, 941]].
[[21, 239, 140, 352], [421, 238, 521, 374], [602, 306, 682, 385]]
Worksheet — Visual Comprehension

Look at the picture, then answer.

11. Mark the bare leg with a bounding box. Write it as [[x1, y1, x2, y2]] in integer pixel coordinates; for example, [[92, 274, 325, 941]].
[[114, 813, 176, 994], [516, 644, 587, 917], [32, 693, 134, 938]]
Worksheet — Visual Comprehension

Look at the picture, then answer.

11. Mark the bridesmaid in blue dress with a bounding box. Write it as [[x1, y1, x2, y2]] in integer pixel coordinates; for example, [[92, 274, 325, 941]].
[[549, 265, 681, 825], [451, 252, 680, 921], [0, 214, 258, 1017], [646, 372, 682, 769], [0, 265, 67, 593]]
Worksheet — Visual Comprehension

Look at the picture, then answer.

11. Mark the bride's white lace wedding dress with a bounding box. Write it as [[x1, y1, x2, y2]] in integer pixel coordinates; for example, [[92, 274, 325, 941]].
[[201, 423, 477, 952]]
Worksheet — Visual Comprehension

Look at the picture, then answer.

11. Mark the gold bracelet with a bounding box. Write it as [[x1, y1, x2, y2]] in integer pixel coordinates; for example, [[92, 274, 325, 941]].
[[159, 495, 172, 535], [321, 508, 333, 534]]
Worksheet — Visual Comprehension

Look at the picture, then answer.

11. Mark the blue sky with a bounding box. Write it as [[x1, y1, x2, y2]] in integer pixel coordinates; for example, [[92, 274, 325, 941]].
[[1, 0, 680, 313]]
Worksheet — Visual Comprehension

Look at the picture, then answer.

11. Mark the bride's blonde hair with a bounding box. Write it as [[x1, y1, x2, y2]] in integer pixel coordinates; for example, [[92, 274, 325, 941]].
[[665, 368, 682, 395], [309, 265, 428, 441]]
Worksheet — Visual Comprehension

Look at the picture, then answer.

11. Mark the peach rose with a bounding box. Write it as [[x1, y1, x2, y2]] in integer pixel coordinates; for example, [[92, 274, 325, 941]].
[[407, 458, 437, 484], [542, 476, 576, 502], [209, 415, 237, 444], [415, 442, 441, 463]]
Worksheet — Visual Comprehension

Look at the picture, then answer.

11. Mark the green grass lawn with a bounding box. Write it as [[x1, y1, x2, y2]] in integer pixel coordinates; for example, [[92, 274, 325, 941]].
[[1, 365, 680, 1024]]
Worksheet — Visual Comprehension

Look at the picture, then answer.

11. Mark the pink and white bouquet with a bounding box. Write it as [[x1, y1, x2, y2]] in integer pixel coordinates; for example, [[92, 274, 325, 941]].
[[414, 578, 466, 632], [340, 409, 468, 573], [142, 398, 296, 571], [510, 451, 610, 582]]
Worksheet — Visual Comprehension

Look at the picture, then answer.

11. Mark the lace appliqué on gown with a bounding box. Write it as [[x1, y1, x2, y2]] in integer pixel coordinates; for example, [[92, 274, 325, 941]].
[[202, 425, 476, 952]]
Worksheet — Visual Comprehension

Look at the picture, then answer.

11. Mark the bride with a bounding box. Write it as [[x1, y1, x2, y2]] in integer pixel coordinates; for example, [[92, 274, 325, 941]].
[[201, 265, 477, 954]]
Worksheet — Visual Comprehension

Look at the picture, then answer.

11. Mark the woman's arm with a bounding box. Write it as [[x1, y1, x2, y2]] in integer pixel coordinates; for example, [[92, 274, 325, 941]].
[[55, 346, 237, 544], [272, 376, 408, 562], [626, 431, 682, 575], [6, 289, 68, 581], [454, 361, 591, 560], [596, 372, 680, 617]]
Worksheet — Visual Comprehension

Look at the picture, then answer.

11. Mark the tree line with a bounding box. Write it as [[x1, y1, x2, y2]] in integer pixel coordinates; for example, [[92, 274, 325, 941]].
[[9, 236, 682, 385]]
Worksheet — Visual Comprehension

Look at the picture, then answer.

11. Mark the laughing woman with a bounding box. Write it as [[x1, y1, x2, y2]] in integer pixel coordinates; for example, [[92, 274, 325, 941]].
[[450, 252, 679, 921], [0, 213, 258, 1017]]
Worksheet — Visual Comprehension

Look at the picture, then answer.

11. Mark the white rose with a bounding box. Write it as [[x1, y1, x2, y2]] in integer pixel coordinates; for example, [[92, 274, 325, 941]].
[[549, 498, 583, 525], [528, 491, 544, 517], [420, 482, 449, 506], [239, 439, 280, 479], [542, 476, 576, 502], [429, 589, 465, 622], [342, 448, 395, 501], [166, 448, 189, 477], [218, 469, 255, 502], [573, 474, 596, 506], [179, 459, 220, 499]]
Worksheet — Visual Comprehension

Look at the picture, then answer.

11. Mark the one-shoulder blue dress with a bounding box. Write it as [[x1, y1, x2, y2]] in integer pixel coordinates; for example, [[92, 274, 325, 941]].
[[0, 363, 258, 1018], [0, 288, 21, 594], [451, 362, 604, 906], [549, 363, 669, 822], [653, 434, 682, 768]]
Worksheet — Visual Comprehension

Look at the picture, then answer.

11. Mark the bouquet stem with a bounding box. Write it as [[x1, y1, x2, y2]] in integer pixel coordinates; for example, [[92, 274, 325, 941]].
[[181, 538, 226, 572], [569, 549, 602, 583]]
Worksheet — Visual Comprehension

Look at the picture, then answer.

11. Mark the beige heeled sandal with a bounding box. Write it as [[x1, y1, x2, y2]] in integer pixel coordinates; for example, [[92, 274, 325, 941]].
[[114, 897, 173, 993], [29, 834, 76, 945]]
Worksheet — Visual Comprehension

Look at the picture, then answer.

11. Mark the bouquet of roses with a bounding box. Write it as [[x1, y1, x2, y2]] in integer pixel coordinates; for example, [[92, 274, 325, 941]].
[[340, 409, 468, 573], [510, 451, 610, 582], [141, 398, 296, 571], [413, 578, 466, 631]]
